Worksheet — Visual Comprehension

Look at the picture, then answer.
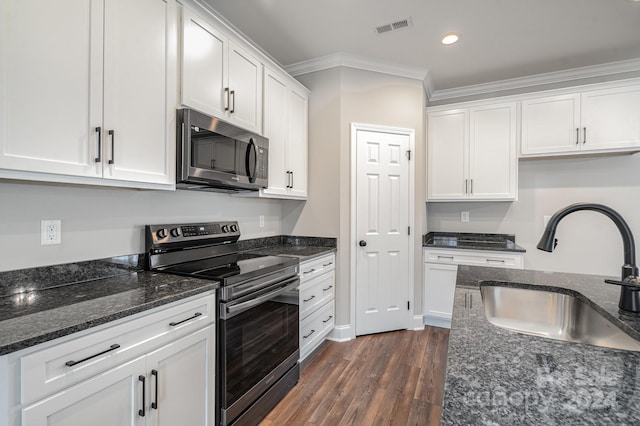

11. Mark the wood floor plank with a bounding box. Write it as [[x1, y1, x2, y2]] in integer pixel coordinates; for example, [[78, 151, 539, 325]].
[[259, 326, 450, 426]]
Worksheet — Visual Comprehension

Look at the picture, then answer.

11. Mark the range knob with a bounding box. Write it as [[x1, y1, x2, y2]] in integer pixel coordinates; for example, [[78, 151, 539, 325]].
[[221, 225, 230, 233], [230, 224, 239, 232], [170, 227, 181, 238], [156, 228, 168, 239]]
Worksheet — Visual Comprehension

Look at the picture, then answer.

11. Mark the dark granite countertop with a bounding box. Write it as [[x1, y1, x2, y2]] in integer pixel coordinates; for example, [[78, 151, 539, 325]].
[[0, 271, 217, 356], [423, 232, 526, 253], [247, 245, 336, 261], [442, 266, 640, 425]]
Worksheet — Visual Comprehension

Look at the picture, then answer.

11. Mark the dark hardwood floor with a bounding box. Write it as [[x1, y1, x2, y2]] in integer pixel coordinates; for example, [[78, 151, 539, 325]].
[[260, 326, 450, 426]]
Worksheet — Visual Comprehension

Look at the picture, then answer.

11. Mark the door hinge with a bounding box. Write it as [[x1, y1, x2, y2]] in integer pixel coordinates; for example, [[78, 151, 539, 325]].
[[408, 226, 411, 235], [407, 150, 411, 160], [407, 301, 410, 310]]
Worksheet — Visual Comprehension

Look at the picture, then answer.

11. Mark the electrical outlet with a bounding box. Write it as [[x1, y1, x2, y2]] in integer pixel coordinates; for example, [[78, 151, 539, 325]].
[[544, 215, 552, 227], [259, 215, 265, 228], [41, 220, 61, 245], [461, 211, 470, 223]]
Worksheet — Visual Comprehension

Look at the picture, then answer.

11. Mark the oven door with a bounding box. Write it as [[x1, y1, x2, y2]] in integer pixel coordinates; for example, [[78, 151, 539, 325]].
[[218, 276, 299, 425]]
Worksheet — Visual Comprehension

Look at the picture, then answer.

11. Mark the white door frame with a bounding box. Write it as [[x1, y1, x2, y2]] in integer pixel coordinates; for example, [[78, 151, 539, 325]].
[[349, 122, 416, 339]]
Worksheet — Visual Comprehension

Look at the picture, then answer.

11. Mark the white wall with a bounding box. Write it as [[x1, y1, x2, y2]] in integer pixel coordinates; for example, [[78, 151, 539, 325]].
[[0, 181, 282, 271], [427, 153, 640, 277]]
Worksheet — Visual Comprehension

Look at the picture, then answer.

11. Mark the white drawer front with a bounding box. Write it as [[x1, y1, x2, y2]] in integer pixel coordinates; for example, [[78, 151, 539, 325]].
[[299, 253, 335, 283], [299, 272, 335, 319], [300, 300, 335, 360], [424, 248, 524, 269], [21, 293, 215, 404]]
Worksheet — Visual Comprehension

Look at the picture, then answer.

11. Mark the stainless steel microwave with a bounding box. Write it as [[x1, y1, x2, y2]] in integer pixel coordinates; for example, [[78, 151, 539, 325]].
[[177, 108, 268, 192]]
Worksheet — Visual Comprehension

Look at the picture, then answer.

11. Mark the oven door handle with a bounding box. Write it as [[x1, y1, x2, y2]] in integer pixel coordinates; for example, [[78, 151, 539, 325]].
[[222, 278, 299, 319]]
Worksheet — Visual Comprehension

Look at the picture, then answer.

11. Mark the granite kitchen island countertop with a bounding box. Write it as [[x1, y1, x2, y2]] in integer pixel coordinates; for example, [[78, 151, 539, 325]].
[[442, 266, 640, 425]]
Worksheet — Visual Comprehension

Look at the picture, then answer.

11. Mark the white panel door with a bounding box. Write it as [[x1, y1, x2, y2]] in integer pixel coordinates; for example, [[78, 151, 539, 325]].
[[520, 94, 581, 156], [287, 88, 308, 198], [356, 129, 410, 336], [146, 326, 214, 426], [181, 9, 227, 119], [427, 109, 468, 200], [22, 356, 146, 426], [227, 41, 262, 133], [262, 67, 289, 193], [0, 0, 103, 177], [469, 102, 517, 200], [103, 0, 172, 184], [581, 85, 640, 152]]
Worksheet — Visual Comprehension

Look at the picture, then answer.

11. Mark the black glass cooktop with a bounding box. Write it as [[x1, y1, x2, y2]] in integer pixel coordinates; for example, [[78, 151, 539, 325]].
[[160, 253, 298, 285]]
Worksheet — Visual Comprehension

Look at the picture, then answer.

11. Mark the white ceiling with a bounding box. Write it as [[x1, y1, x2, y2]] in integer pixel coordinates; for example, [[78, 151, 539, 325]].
[[203, 0, 640, 91]]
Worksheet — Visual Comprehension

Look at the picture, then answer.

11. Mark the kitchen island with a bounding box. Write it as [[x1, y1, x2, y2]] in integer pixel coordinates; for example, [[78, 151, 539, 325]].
[[442, 266, 640, 425]]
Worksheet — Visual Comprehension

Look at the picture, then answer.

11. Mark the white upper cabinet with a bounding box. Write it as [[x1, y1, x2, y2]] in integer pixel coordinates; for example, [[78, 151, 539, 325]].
[[255, 66, 309, 199], [427, 102, 517, 201], [521, 83, 640, 157], [0, 0, 176, 187], [181, 9, 262, 134]]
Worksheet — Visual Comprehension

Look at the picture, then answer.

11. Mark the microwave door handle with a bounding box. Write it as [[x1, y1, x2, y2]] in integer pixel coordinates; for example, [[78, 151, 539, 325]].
[[245, 139, 257, 183]]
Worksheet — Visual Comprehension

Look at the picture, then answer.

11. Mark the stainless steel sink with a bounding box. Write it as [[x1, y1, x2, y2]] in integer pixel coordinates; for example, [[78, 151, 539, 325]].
[[480, 285, 640, 352]]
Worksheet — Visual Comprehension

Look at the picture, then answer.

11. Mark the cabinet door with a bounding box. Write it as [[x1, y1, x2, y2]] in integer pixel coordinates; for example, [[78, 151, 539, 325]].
[[146, 326, 215, 426], [520, 94, 581, 156], [0, 0, 103, 178], [227, 41, 262, 133], [469, 102, 517, 200], [262, 68, 289, 194], [581, 85, 640, 152], [287, 88, 308, 198], [22, 356, 146, 426], [423, 262, 458, 325], [427, 109, 468, 200], [181, 9, 227, 119], [102, 0, 174, 184]]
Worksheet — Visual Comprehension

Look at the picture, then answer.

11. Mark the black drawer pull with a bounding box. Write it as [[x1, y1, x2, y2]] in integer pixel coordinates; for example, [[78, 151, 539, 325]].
[[322, 315, 333, 324], [169, 312, 202, 327], [303, 329, 316, 339], [323, 262, 333, 267], [138, 375, 146, 417], [303, 268, 316, 275], [65, 343, 120, 367], [323, 286, 333, 291], [303, 295, 316, 303], [151, 369, 159, 410]]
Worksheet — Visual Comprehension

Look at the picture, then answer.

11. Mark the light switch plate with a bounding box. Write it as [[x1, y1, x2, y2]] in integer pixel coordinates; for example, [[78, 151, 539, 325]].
[[461, 211, 470, 223]]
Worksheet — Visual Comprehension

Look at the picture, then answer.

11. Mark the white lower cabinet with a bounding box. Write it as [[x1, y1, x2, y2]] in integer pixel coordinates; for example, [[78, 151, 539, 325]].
[[299, 254, 335, 361], [6, 293, 216, 426], [423, 248, 524, 328]]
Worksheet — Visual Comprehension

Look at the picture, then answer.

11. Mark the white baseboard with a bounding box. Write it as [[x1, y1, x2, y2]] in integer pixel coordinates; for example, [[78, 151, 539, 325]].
[[327, 324, 354, 342], [411, 315, 425, 331], [423, 315, 452, 329]]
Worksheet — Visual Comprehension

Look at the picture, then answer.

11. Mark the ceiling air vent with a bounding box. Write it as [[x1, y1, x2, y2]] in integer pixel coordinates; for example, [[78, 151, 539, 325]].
[[375, 17, 413, 36]]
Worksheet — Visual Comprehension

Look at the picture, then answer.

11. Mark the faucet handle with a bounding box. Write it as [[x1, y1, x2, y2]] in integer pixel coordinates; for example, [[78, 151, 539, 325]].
[[604, 276, 640, 289]]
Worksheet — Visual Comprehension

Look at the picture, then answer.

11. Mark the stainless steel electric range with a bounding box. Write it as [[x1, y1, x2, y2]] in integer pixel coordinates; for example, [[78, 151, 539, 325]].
[[145, 221, 300, 426]]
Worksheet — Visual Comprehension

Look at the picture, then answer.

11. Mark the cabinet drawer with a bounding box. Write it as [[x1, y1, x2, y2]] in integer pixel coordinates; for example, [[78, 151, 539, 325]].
[[300, 300, 335, 360], [299, 253, 335, 283], [424, 249, 524, 269], [299, 272, 335, 319], [20, 293, 215, 404]]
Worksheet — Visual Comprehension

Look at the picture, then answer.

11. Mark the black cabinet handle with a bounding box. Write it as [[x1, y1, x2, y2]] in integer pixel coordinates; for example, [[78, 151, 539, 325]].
[[108, 130, 115, 164], [151, 369, 159, 410], [65, 343, 120, 367], [576, 128, 579, 145], [323, 315, 333, 324], [230, 90, 235, 113], [290, 171, 294, 188], [224, 88, 230, 111], [169, 312, 202, 327], [303, 268, 316, 275], [303, 295, 316, 303], [95, 127, 102, 163], [303, 329, 316, 339], [323, 286, 333, 291], [323, 262, 333, 267], [138, 375, 146, 417], [583, 127, 587, 144]]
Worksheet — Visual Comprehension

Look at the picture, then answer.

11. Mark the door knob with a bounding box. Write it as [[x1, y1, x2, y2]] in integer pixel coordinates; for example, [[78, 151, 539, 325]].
[[359, 240, 367, 247]]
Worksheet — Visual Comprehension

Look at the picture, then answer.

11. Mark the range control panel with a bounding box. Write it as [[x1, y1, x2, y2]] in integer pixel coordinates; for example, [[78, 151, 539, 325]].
[[146, 221, 240, 246]]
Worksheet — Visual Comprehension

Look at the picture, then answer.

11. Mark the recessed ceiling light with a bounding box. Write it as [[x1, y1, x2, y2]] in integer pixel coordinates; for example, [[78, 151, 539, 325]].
[[441, 33, 460, 45]]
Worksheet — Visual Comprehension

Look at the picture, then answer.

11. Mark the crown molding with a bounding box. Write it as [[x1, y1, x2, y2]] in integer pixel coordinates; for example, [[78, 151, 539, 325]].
[[429, 58, 640, 102], [284, 52, 429, 81]]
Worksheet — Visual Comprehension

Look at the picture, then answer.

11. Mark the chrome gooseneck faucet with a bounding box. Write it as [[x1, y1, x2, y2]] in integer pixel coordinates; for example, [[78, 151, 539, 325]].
[[537, 203, 640, 314]]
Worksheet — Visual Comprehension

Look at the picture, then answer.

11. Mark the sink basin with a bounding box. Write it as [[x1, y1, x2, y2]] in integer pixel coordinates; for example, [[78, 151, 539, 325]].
[[480, 284, 640, 352]]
